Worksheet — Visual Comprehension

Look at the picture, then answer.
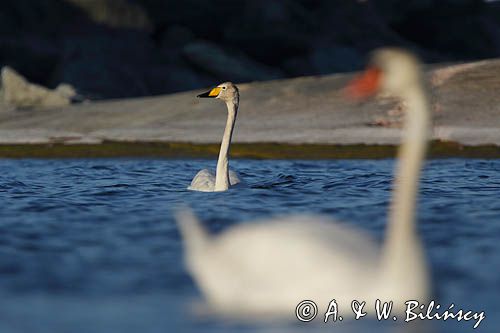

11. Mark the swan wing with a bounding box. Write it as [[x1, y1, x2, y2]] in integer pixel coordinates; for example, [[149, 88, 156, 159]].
[[188, 169, 242, 191], [229, 169, 241, 186], [187, 169, 215, 192]]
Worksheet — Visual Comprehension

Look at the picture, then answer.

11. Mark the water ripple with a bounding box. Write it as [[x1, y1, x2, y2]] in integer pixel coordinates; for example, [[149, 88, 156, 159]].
[[0, 158, 499, 332]]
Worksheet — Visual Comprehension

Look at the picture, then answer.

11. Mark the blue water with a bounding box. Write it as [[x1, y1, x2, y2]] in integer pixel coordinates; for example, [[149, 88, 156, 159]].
[[0, 159, 499, 333]]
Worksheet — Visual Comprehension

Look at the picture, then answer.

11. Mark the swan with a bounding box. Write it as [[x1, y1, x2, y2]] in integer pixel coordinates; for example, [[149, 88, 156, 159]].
[[177, 48, 430, 319], [188, 82, 242, 192]]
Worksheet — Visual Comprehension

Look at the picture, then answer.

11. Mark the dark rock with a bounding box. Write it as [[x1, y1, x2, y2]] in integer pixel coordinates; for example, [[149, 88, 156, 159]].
[[64, 0, 152, 31], [0, 37, 60, 87], [224, 1, 313, 66], [51, 28, 156, 99], [145, 62, 213, 95], [373, 0, 500, 59], [183, 41, 283, 82], [0, 0, 499, 99], [309, 46, 363, 74], [160, 26, 195, 48]]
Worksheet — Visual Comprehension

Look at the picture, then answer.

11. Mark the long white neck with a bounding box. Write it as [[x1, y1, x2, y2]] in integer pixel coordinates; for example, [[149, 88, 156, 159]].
[[214, 101, 238, 191], [381, 83, 430, 280]]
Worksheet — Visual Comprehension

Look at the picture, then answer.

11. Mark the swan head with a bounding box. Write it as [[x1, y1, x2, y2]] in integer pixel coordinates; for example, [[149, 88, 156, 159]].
[[197, 82, 239, 105], [346, 48, 423, 99]]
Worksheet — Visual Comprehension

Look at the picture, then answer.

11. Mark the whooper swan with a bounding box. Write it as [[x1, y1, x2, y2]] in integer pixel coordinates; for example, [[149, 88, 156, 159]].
[[188, 82, 242, 192]]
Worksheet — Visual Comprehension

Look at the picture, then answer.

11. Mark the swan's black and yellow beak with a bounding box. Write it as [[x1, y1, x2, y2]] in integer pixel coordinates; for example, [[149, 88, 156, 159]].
[[197, 87, 221, 98]]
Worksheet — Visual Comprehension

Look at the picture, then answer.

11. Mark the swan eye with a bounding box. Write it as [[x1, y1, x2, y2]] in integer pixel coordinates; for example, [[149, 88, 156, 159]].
[[222, 86, 226, 90]]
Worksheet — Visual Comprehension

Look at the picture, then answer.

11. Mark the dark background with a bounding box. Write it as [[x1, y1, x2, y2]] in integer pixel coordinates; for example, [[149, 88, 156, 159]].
[[1, 0, 499, 99]]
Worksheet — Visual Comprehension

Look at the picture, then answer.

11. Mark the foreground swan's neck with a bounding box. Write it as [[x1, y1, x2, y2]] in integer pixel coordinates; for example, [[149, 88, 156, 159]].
[[214, 101, 238, 191], [382, 83, 429, 273]]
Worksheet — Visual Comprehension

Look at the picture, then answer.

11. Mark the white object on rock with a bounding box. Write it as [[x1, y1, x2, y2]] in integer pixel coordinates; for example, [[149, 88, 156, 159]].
[[0, 66, 76, 109]]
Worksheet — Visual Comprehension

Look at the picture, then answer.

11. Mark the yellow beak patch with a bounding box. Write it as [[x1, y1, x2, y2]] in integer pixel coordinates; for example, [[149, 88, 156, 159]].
[[209, 87, 221, 97]]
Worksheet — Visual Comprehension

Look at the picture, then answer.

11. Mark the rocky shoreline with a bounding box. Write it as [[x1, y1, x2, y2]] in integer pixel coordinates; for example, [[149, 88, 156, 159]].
[[0, 58, 499, 157], [2, 1, 500, 100]]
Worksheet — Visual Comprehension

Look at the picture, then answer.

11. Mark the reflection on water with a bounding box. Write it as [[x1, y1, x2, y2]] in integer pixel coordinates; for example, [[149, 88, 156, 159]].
[[0, 159, 499, 333]]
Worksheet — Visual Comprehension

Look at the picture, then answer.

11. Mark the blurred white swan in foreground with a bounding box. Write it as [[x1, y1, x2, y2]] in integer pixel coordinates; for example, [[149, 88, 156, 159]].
[[188, 82, 241, 192], [178, 48, 430, 319]]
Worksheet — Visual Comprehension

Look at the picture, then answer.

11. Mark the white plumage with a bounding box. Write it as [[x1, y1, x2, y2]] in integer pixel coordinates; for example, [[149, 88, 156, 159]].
[[178, 48, 431, 320], [188, 82, 242, 192], [188, 169, 241, 192]]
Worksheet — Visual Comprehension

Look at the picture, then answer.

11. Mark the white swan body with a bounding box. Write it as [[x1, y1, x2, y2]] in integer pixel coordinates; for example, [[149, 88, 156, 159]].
[[188, 82, 242, 192], [178, 212, 384, 317], [178, 48, 430, 319], [188, 169, 241, 192]]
